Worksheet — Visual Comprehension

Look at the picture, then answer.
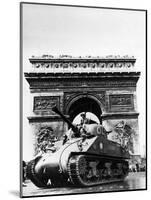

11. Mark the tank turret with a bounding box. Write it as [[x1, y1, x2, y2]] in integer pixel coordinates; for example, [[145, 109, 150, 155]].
[[26, 106, 130, 188]]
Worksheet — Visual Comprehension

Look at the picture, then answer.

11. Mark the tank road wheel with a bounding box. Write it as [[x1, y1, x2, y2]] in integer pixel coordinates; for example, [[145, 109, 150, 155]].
[[26, 157, 49, 188], [78, 156, 87, 176], [102, 162, 113, 179], [122, 162, 129, 178]]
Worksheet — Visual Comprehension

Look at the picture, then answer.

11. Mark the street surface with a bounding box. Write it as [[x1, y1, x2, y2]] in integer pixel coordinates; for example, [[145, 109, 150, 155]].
[[23, 172, 146, 197]]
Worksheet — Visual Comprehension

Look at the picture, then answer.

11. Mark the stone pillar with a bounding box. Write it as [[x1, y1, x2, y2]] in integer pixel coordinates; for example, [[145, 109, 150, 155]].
[[102, 90, 140, 160]]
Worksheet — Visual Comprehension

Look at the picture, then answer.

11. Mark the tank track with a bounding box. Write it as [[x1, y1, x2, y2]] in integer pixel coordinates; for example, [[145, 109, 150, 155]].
[[26, 157, 49, 188], [67, 154, 129, 187]]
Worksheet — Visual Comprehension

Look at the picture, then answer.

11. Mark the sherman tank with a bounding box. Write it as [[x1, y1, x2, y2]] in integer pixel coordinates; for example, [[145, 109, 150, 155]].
[[26, 106, 130, 188]]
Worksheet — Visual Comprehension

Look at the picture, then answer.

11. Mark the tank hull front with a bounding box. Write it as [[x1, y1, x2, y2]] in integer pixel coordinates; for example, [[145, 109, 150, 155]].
[[32, 139, 82, 183]]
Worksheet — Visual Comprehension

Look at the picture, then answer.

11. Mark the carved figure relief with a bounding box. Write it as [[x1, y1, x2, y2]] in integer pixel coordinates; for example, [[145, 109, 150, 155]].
[[35, 127, 57, 155], [112, 121, 135, 154]]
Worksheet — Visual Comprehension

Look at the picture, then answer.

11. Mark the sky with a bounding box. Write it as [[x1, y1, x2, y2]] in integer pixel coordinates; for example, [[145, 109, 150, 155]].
[[22, 3, 146, 159], [23, 4, 145, 70]]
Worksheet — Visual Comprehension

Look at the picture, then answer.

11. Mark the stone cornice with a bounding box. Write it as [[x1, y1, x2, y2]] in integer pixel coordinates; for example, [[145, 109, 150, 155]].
[[29, 57, 136, 63], [30, 54, 135, 59], [102, 112, 139, 120], [28, 115, 70, 123], [28, 112, 139, 123], [28, 55, 137, 73], [24, 72, 140, 89], [24, 72, 140, 79]]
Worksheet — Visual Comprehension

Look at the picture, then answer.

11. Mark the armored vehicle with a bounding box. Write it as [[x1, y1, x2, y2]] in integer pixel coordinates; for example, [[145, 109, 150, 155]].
[[26, 106, 130, 188]]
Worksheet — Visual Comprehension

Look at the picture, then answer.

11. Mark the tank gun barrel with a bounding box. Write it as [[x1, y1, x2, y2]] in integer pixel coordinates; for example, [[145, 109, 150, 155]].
[[52, 106, 79, 134]]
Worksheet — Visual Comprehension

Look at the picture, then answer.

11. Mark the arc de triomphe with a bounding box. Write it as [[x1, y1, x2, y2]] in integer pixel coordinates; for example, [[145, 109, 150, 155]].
[[24, 55, 140, 162]]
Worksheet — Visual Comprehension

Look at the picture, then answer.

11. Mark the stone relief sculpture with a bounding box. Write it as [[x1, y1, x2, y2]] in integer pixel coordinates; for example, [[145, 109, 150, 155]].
[[110, 95, 132, 106], [113, 121, 135, 154], [34, 96, 60, 112], [35, 127, 56, 155]]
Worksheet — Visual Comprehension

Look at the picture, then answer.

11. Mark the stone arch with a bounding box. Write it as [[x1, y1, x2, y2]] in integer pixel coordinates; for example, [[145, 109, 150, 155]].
[[65, 94, 103, 123]]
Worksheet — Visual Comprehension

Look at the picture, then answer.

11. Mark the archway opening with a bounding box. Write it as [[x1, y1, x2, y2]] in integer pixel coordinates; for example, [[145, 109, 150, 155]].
[[68, 97, 102, 123], [73, 112, 100, 125]]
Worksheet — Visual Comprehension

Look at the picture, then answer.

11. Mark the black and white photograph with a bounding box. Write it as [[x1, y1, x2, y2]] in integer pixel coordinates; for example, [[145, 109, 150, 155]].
[[20, 2, 147, 198]]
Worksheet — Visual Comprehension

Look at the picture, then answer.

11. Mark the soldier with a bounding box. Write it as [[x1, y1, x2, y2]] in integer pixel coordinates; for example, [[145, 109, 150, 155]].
[[79, 112, 92, 140], [80, 112, 89, 125]]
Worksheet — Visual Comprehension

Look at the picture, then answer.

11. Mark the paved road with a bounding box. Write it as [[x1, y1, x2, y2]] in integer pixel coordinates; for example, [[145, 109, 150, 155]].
[[22, 172, 146, 197]]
